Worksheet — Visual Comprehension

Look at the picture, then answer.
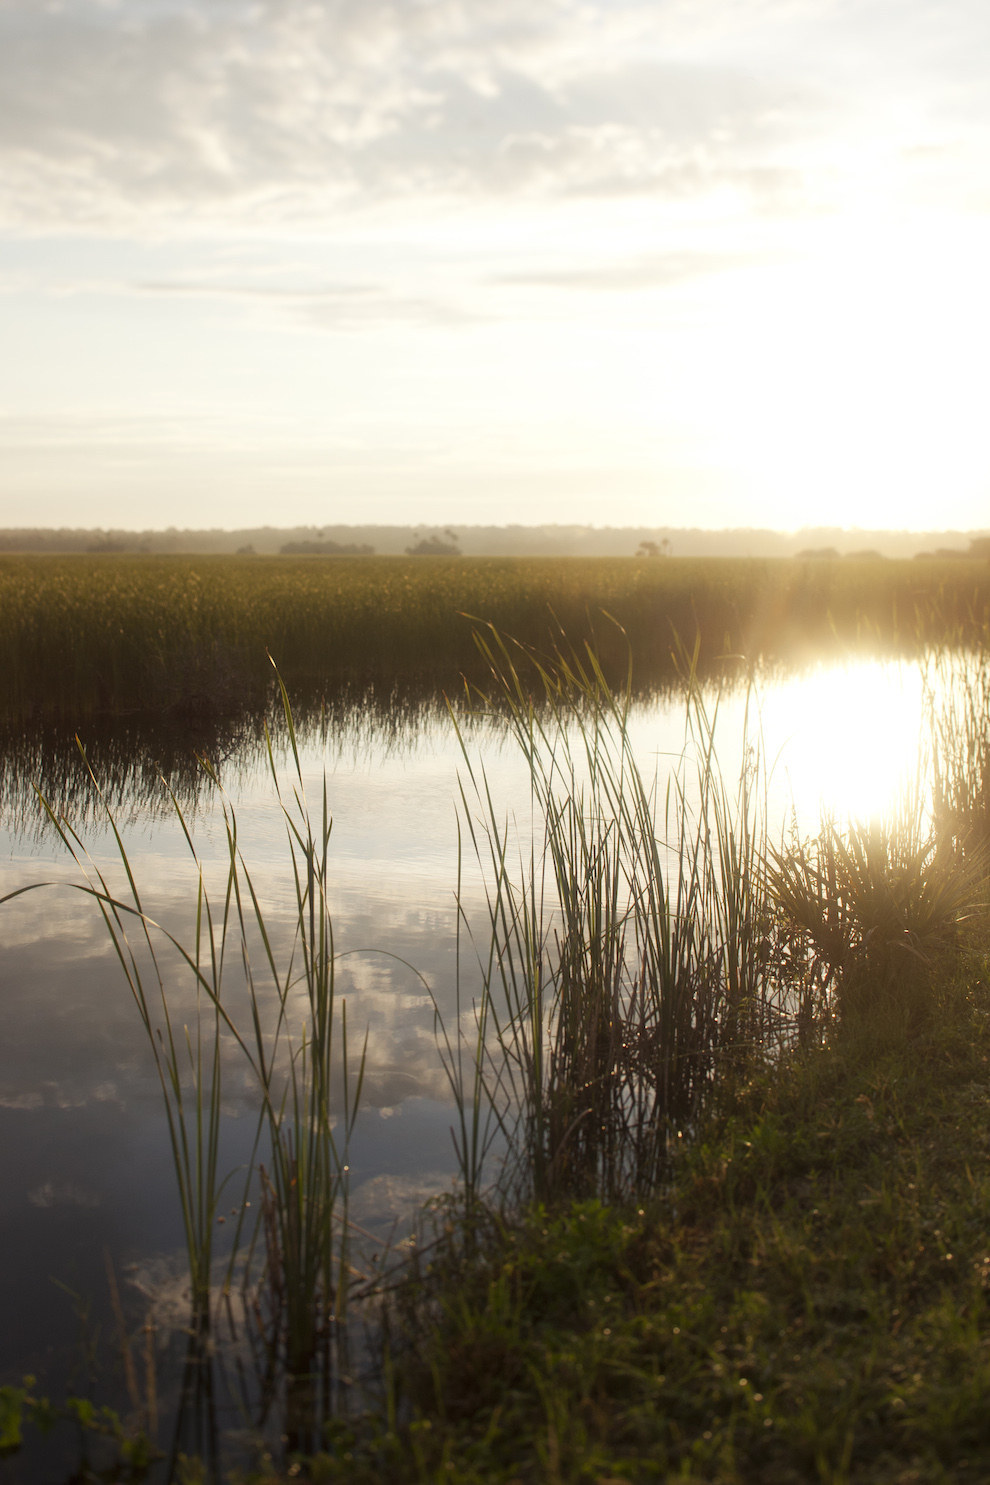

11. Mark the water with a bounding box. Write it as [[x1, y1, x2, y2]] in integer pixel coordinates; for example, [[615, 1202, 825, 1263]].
[[0, 658, 934, 1477]]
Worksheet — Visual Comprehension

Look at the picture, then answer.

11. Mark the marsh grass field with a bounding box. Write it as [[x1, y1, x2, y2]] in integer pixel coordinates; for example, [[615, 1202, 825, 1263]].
[[4, 552, 990, 725], [5, 553, 990, 1482]]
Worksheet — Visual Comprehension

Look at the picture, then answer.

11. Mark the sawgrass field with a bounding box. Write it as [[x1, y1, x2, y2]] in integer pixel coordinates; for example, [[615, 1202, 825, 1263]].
[[2, 551, 989, 723]]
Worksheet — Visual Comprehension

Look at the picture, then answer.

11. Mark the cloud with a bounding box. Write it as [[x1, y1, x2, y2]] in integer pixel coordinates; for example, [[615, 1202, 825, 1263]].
[[0, 0, 842, 230], [488, 250, 755, 292], [133, 274, 477, 327]]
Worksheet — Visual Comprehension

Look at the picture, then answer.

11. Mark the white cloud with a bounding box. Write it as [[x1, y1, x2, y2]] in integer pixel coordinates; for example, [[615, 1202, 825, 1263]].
[[131, 275, 478, 327], [0, 0, 869, 230], [488, 248, 755, 291]]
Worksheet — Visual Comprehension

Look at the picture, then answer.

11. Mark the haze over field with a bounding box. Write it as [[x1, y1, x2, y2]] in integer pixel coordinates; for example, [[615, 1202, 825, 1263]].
[[1, 524, 987, 560], [2, 1, 988, 535]]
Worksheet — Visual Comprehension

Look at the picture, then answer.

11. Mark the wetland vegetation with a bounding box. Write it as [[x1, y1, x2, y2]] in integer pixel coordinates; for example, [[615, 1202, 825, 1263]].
[[3, 552, 990, 726], [4, 554, 990, 1481]]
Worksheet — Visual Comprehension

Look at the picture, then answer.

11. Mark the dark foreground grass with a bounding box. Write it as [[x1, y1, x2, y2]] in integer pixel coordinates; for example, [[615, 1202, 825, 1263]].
[[4, 553, 990, 724], [250, 975, 990, 1485]]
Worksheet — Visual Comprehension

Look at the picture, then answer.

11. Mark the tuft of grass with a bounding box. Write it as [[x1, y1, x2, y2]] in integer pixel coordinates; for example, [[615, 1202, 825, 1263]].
[[769, 644, 990, 1043], [768, 811, 985, 1039], [440, 624, 785, 1209]]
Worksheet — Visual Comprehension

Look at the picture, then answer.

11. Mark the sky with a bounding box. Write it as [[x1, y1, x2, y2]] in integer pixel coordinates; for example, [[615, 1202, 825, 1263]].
[[2, 0, 989, 535]]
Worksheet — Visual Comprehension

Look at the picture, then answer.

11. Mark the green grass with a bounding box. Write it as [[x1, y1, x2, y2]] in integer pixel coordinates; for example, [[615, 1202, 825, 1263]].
[[3, 553, 990, 724], [271, 978, 990, 1484]]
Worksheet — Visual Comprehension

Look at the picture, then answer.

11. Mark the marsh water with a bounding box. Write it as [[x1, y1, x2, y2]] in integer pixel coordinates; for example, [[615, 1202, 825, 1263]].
[[0, 659, 932, 1477]]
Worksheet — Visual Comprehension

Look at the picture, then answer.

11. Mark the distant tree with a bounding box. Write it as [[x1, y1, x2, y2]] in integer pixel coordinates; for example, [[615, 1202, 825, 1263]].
[[968, 537, 990, 560], [636, 538, 671, 558], [279, 539, 375, 555], [405, 528, 461, 556], [914, 548, 972, 560], [236, 544, 256, 555]]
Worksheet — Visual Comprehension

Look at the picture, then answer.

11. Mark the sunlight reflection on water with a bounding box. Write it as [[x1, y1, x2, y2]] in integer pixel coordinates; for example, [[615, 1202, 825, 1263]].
[[757, 658, 928, 832]]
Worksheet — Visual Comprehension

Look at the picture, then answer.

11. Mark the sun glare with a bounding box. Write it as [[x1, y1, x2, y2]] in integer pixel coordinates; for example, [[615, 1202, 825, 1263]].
[[762, 660, 926, 832]]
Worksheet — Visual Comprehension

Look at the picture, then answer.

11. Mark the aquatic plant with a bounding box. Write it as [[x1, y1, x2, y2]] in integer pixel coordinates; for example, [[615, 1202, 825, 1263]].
[[441, 625, 785, 1207], [768, 811, 982, 1036], [928, 636, 990, 848], [8, 613, 990, 1473], [1, 671, 364, 1450]]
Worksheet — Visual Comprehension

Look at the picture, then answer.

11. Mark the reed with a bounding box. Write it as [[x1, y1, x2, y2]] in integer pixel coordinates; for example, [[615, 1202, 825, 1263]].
[[927, 637, 990, 847], [1, 672, 363, 1450], [30, 763, 231, 1333], [441, 619, 990, 1208], [386, 632, 990, 1482], [238, 676, 366, 1446], [768, 811, 982, 1038], [441, 625, 786, 1207]]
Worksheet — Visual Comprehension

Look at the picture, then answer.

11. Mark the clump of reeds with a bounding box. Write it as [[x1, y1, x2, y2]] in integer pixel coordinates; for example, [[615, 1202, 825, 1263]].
[[927, 636, 990, 849], [439, 618, 990, 1210], [768, 810, 981, 1039], [441, 626, 787, 1208], [2, 670, 363, 1452]]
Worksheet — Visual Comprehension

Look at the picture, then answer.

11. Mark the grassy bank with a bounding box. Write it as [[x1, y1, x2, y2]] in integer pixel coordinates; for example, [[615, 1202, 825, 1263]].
[[307, 977, 990, 1485], [11, 994, 990, 1483], [3, 553, 990, 723]]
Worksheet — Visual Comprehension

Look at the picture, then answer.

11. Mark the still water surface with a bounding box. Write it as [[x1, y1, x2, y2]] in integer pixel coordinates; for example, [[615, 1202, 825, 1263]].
[[0, 658, 928, 1471]]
